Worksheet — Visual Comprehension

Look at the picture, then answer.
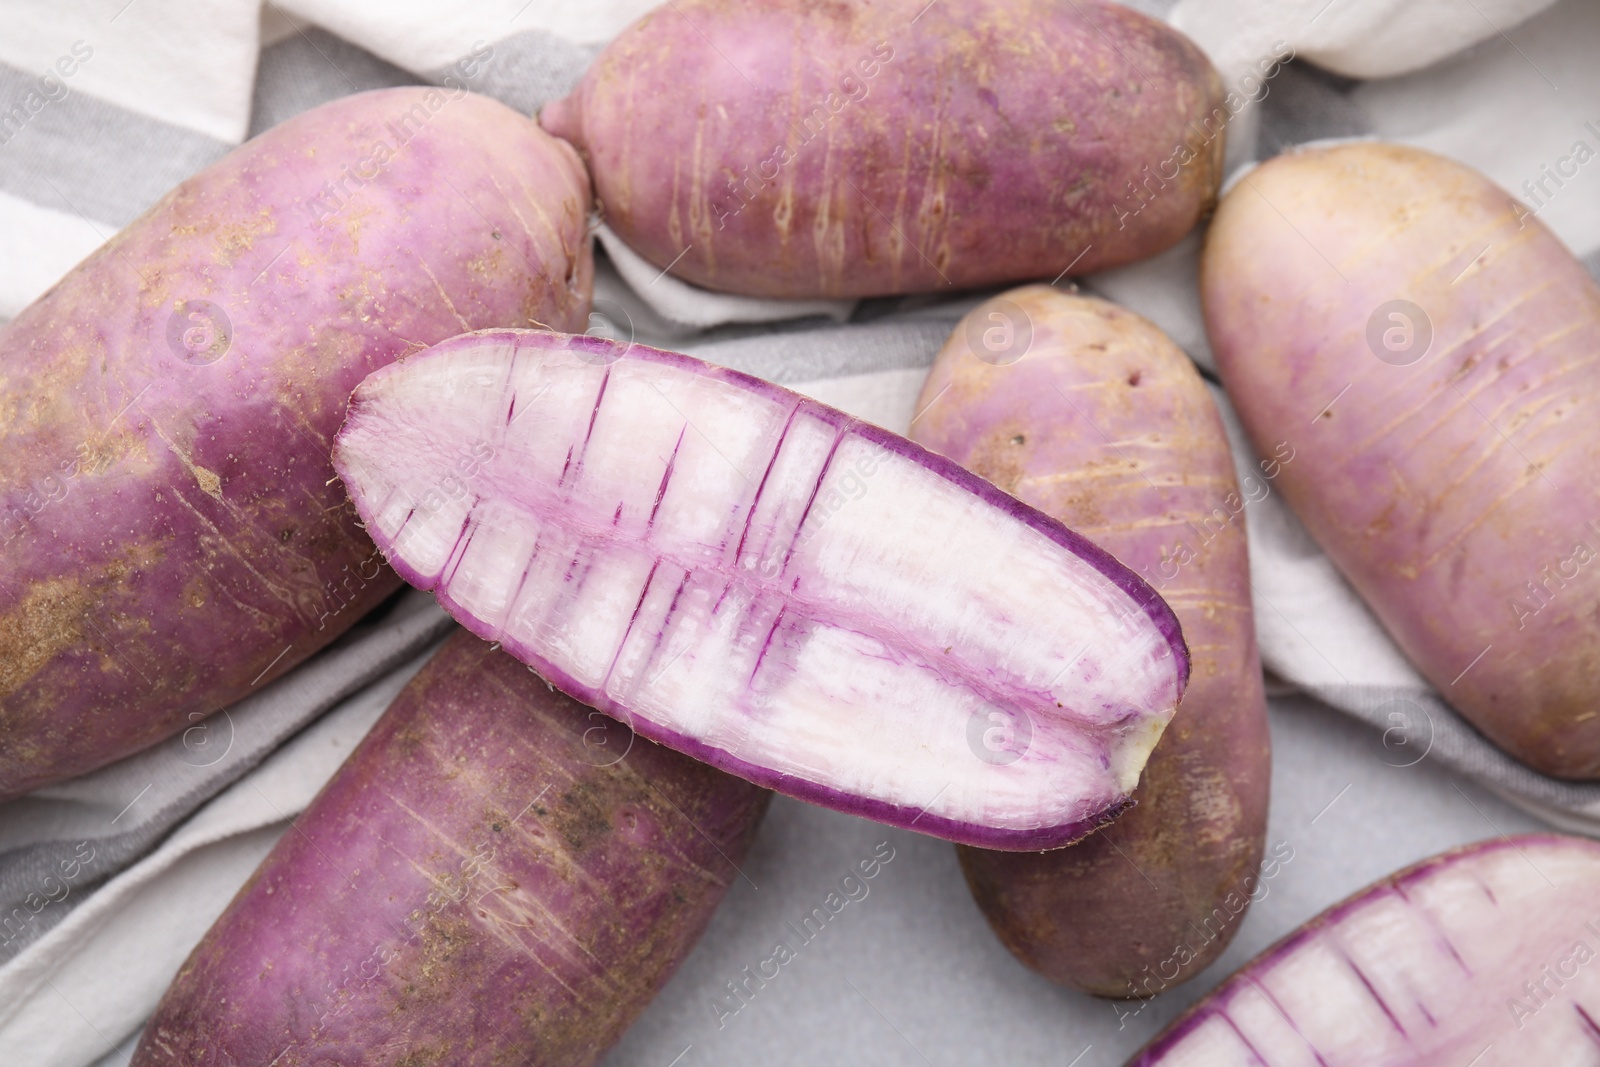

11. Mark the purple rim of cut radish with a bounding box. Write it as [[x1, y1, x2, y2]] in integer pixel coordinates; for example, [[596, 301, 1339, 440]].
[[1130, 834, 1600, 1066], [333, 329, 1188, 849]]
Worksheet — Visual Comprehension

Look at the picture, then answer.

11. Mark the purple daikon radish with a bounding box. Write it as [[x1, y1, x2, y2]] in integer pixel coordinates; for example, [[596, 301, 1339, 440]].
[[332, 329, 1188, 850], [1130, 834, 1600, 1066]]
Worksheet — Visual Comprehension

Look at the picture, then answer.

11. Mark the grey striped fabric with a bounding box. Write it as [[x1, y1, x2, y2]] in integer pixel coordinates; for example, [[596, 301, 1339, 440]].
[[429, 29, 601, 118], [0, 61, 229, 229], [249, 27, 423, 138]]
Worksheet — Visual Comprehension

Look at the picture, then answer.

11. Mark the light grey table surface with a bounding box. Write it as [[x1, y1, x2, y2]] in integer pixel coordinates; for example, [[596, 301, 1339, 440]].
[[80, 688, 1545, 1067], [592, 691, 1543, 1067]]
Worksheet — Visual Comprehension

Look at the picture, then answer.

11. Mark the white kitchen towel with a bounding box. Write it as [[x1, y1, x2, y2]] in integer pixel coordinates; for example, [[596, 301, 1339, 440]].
[[595, 223, 857, 333], [1172, 0, 1562, 82], [3, 1, 1600, 1064]]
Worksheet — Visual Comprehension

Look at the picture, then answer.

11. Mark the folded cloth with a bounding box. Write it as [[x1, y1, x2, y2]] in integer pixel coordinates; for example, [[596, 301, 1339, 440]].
[[1171, 0, 1563, 82], [596, 224, 857, 334], [2, 1, 1600, 1063]]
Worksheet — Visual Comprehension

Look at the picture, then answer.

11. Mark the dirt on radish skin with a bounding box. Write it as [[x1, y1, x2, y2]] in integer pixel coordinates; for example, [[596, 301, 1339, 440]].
[[1203, 142, 1600, 779], [1129, 834, 1600, 1066], [332, 329, 1189, 850], [132, 631, 769, 1066], [911, 287, 1270, 996], [542, 0, 1225, 299], [0, 88, 592, 799]]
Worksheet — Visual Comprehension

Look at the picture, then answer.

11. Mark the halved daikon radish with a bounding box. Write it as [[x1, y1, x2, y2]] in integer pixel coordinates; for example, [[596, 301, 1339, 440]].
[[333, 330, 1187, 849], [1131, 834, 1600, 1066]]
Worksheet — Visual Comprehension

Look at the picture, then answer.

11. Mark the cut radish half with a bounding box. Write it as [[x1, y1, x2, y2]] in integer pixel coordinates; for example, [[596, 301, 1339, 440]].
[[1131, 834, 1600, 1066], [333, 330, 1188, 849]]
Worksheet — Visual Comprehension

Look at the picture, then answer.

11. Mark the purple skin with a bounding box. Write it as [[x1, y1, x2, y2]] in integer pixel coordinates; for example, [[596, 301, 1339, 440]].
[[541, 0, 1226, 299], [1204, 142, 1600, 779], [332, 329, 1190, 850], [132, 630, 769, 1066], [1129, 834, 1600, 1066], [0, 88, 593, 799], [911, 287, 1270, 997]]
